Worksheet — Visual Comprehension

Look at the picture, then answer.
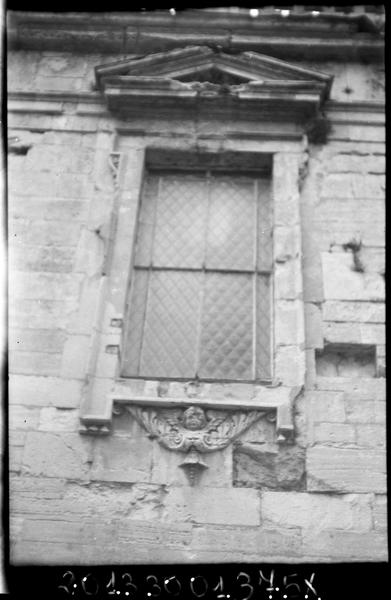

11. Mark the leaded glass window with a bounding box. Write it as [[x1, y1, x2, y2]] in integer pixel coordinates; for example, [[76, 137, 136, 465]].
[[121, 170, 272, 381]]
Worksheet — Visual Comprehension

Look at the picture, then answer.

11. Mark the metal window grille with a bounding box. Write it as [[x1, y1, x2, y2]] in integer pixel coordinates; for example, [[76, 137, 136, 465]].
[[121, 171, 273, 382]]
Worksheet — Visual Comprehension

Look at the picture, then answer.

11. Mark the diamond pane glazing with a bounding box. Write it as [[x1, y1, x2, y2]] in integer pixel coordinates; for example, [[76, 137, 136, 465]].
[[134, 175, 158, 267], [121, 269, 149, 376], [199, 272, 254, 380], [153, 176, 208, 268], [206, 176, 255, 271], [256, 274, 272, 379], [139, 270, 201, 378], [257, 179, 273, 271], [123, 169, 273, 382]]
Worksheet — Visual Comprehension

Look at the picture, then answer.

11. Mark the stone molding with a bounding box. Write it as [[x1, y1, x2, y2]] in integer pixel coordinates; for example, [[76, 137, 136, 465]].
[[7, 92, 386, 127], [8, 10, 384, 61]]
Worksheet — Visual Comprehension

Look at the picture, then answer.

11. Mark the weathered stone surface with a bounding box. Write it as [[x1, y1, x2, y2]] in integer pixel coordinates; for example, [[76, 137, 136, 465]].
[[274, 260, 303, 299], [163, 485, 260, 526], [302, 530, 387, 561], [10, 218, 81, 247], [345, 399, 385, 424], [306, 391, 346, 422], [9, 298, 79, 330], [20, 518, 87, 544], [192, 524, 303, 560], [261, 492, 372, 531], [360, 246, 385, 274], [150, 440, 233, 488], [274, 300, 305, 346], [73, 229, 105, 277], [273, 153, 300, 226], [9, 375, 83, 408], [315, 198, 384, 228], [38, 407, 80, 432], [22, 432, 93, 480], [60, 334, 91, 379], [274, 224, 301, 263], [315, 345, 377, 378], [307, 446, 386, 493], [10, 272, 83, 301], [274, 345, 305, 386], [25, 143, 94, 174], [327, 153, 385, 174], [311, 422, 356, 445], [90, 436, 153, 483], [191, 523, 259, 554], [10, 351, 62, 376], [9, 405, 40, 431], [304, 302, 323, 349], [322, 252, 385, 301], [11, 244, 76, 273], [11, 477, 166, 522], [320, 173, 385, 199], [323, 322, 385, 345], [7, 50, 41, 89], [9, 328, 67, 353], [372, 495, 387, 531], [355, 424, 385, 448], [322, 300, 385, 323], [9, 446, 24, 473], [315, 376, 386, 398], [11, 539, 80, 565], [233, 443, 305, 491]]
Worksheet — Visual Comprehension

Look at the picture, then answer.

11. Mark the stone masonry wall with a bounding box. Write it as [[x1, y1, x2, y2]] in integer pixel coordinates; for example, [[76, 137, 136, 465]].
[[8, 46, 386, 564]]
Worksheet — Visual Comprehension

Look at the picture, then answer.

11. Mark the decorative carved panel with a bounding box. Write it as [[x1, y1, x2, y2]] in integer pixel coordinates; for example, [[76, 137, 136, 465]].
[[112, 402, 279, 484]]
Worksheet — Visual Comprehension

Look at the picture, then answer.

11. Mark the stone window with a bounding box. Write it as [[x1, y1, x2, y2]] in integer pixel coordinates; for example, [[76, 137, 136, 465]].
[[79, 45, 332, 448], [121, 167, 272, 382]]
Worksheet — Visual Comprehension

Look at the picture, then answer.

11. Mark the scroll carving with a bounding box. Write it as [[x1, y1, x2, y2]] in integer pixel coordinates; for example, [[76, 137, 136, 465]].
[[113, 403, 275, 485]]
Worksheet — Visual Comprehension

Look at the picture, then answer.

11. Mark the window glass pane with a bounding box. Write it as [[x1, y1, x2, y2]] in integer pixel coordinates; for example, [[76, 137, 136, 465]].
[[257, 179, 273, 271], [121, 269, 149, 376], [256, 274, 272, 379], [206, 176, 255, 271], [134, 175, 158, 267], [124, 168, 272, 382], [139, 270, 201, 378], [199, 272, 254, 380], [153, 175, 208, 268]]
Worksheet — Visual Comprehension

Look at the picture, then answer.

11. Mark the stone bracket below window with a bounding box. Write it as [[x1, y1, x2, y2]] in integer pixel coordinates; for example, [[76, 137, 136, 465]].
[[80, 384, 301, 441]]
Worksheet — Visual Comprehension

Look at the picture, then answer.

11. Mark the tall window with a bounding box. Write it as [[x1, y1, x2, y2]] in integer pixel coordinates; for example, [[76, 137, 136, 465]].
[[121, 169, 273, 382]]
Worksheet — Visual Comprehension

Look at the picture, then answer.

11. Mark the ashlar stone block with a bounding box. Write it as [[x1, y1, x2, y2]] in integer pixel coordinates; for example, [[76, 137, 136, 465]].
[[261, 492, 373, 531], [22, 432, 93, 480], [162, 485, 260, 526], [307, 446, 386, 493]]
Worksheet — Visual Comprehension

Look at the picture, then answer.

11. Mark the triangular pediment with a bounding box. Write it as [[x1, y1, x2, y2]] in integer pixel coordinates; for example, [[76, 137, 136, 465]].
[[96, 45, 332, 88], [95, 45, 333, 125]]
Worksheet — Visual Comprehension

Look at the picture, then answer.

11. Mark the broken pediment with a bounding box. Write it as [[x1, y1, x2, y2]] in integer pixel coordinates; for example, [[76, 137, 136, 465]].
[[95, 45, 333, 122]]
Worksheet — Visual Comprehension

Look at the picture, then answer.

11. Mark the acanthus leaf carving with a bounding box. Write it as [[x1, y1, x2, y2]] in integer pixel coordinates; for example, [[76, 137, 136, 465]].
[[121, 404, 271, 454]]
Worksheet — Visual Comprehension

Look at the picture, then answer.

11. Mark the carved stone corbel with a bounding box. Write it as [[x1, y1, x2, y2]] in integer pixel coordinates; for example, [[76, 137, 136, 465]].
[[112, 402, 281, 485]]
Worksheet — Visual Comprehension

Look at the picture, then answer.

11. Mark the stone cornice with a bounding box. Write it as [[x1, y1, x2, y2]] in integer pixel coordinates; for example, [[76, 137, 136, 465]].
[[8, 91, 386, 113], [8, 10, 384, 61], [8, 92, 385, 128]]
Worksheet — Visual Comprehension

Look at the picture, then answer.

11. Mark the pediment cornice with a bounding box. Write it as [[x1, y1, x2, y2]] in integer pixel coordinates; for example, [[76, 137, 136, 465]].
[[95, 46, 333, 123]]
